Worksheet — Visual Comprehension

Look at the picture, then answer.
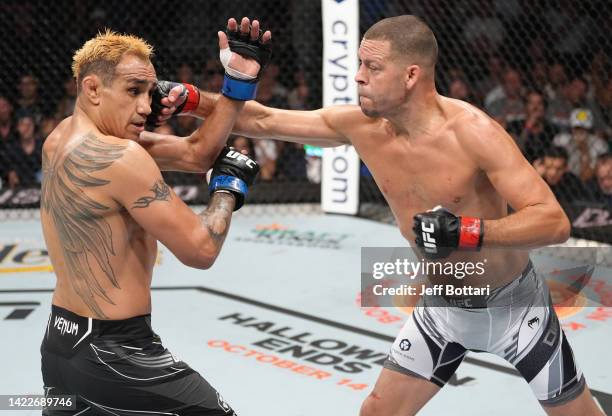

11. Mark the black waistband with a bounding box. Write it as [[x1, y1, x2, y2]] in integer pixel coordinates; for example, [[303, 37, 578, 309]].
[[43, 305, 157, 359], [49, 304, 154, 339]]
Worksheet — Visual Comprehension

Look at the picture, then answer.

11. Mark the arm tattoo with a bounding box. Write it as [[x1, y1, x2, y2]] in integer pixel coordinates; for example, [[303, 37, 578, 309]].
[[132, 179, 172, 208], [41, 133, 127, 319], [200, 191, 235, 248]]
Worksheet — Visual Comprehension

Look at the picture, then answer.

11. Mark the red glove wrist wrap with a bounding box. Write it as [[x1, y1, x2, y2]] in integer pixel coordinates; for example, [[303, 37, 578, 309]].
[[458, 216, 483, 250], [181, 83, 200, 113]]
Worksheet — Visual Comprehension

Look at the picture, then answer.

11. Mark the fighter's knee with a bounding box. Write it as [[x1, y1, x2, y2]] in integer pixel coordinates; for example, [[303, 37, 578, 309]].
[[359, 393, 380, 416], [360, 392, 413, 416]]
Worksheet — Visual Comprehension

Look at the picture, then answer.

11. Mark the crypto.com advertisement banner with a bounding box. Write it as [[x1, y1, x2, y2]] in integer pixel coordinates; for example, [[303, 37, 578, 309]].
[[321, 0, 360, 215]]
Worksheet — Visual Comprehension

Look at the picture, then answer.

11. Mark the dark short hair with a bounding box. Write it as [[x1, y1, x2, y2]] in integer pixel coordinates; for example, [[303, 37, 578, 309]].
[[525, 90, 547, 108], [597, 151, 612, 163], [364, 15, 438, 68], [571, 76, 588, 85], [15, 108, 35, 121], [544, 146, 569, 161]]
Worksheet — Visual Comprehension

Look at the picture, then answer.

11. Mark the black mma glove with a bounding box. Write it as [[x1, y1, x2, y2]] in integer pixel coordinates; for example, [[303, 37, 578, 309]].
[[413, 206, 484, 259], [145, 81, 200, 130], [220, 22, 272, 101], [208, 147, 260, 210]]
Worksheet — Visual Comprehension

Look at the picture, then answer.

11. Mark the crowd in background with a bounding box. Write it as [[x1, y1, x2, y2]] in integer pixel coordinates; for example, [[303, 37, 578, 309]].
[[0, 0, 610, 213], [1, 54, 610, 208], [440, 55, 612, 207]]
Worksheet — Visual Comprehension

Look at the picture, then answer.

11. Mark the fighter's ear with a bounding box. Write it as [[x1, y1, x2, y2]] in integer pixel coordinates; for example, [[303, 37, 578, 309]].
[[405, 64, 420, 90], [81, 74, 103, 105]]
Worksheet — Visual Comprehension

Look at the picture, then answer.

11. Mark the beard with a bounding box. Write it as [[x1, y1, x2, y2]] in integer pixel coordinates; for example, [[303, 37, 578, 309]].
[[359, 106, 380, 118], [359, 96, 380, 118]]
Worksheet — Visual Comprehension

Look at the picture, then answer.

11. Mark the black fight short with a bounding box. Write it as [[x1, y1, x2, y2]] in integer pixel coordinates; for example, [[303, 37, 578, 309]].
[[41, 305, 236, 415]]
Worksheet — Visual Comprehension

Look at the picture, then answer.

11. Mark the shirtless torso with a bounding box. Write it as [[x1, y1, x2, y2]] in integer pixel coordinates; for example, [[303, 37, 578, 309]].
[[42, 118, 157, 319], [41, 33, 262, 319], [331, 98, 529, 287], [40, 22, 269, 414], [143, 95, 553, 290], [137, 17, 603, 414]]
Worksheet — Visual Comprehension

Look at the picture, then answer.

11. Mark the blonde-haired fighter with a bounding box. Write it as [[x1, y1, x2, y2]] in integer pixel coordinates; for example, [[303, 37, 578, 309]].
[[41, 19, 269, 415]]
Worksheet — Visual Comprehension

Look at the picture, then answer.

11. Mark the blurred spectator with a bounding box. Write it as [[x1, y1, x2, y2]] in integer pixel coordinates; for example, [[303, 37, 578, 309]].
[[274, 142, 307, 181], [5, 112, 43, 188], [254, 65, 303, 180], [526, 61, 549, 93], [566, 77, 589, 109], [585, 153, 612, 206], [10, 4, 35, 44], [553, 109, 609, 181], [40, 117, 60, 140], [448, 78, 478, 106], [203, 72, 224, 94], [86, 7, 108, 38], [0, 147, 6, 189], [485, 68, 525, 127], [474, 55, 505, 104], [54, 77, 77, 119], [533, 146, 589, 203], [0, 96, 16, 188], [590, 51, 611, 138], [492, 0, 521, 21], [203, 58, 223, 75], [526, 37, 548, 65], [542, 2, 590, 57], [507, 91, 557, 162], [228, 135, 255, 157], [550, 77, 597, 133], [590, 50, 609, 92], [287, 71, 310, 110], [462, 1, 505, 52], [200, 59, 224, 92], [257, 63, 289, 106], [176, 63, 195, 85], [591, 77, 612, 140], [16, 74, 45, 125], [257, 82, 289, 110], [544, 63, 569, 101], [444, 67, 468, 85], [545, 63, 572, 130], [0, 96, 16, 144], [253, 140, 278, 181]]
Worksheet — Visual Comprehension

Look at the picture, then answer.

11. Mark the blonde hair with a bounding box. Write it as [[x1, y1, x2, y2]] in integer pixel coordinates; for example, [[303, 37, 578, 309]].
[[72, 29, 154, 89]]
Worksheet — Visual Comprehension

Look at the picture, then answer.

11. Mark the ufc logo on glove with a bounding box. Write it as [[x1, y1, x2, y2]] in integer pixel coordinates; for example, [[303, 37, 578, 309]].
[[226, 150, 257, 168], [413, 206, 483, 259], [421, 222, 438, 254]]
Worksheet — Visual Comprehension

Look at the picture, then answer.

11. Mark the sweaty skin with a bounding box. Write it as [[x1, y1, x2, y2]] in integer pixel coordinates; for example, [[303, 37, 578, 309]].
[[141, 39, 569, 290]]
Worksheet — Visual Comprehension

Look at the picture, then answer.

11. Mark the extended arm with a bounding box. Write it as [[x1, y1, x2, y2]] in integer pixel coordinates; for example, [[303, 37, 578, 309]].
[[139, 96, 244, 172], [192, 90, 352, 147], [140, 17, 272, 172], [139, 93, 355, 172]]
